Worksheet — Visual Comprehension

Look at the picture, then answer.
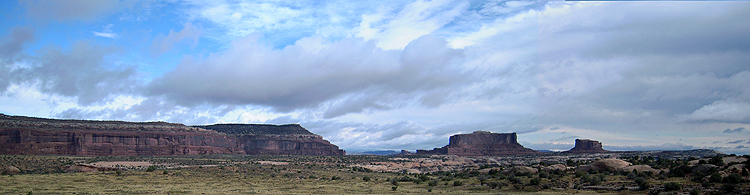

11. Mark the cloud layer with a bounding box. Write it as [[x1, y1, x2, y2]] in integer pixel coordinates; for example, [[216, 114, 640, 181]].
[[2, 1, 750, 154], [148, 35, 469, 116]]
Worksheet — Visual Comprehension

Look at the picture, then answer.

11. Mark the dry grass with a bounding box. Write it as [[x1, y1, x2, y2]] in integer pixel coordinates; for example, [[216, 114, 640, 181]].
[[0, 167, 640, 195], [1, 170, 629, 194], [1, 155, 718, 194]]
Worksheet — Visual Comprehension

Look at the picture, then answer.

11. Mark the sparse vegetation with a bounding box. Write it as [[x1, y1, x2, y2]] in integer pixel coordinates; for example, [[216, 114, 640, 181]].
[[0, 153, 747, 194]]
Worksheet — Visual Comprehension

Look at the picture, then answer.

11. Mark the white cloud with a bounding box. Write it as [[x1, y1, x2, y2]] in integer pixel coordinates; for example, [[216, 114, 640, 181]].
[[356, 0, 467, 50], [0, 83, 78, 118], [147, 34, 467, 115], [92, 24, 118, 39], [682, 99, 750, 123], [184, 0, 358, 45]]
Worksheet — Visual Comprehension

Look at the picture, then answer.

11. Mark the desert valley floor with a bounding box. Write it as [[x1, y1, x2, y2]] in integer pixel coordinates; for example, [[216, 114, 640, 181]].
[[2, 151, 749, 194]]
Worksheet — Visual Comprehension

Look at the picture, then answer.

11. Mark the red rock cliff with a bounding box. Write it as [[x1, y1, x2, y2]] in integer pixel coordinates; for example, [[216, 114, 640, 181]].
[[0, 114, 243, 156], [195, 124, 345, 156], [0, 114, 345, 156], [417, 131, 539, 156]]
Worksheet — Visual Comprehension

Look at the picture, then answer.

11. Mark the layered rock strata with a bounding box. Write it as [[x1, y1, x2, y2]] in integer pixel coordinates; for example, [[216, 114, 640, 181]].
[[417, 131, 540, 156], [0, 114, 344, 156], [0, 114, 242, 156], [195, 124, 345, 156], [562, 139, 610, 154]]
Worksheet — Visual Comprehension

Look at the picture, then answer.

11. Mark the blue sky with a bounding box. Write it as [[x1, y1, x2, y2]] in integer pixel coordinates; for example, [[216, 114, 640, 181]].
[[1, 0, 749, 155]]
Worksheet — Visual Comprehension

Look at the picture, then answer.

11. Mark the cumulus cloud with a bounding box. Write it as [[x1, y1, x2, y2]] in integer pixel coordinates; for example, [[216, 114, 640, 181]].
[[148, 34, 468, 116], [20, 0, 125, 22], [0, 27, 34, 61], [489, 2, 750, 134], [724, 127, 745, 133], [3, 41, 136, 105], [0, 27, 35, 92], [151, 23, 202, 56], [682, 100, 750, 123]]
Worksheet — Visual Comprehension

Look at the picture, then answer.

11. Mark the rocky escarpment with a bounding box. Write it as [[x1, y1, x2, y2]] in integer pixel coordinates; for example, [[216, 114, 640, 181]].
[[562, 139, 610, 154], [195, 124, 345, 156], [417, 131, 540, 156], [0, 114, 243, 156], [0, 114, 344, 156]]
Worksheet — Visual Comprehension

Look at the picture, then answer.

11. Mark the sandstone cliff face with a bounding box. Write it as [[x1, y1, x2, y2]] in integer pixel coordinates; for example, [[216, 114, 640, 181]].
[[0, 114, 244, 156], [562, 139, 610, 154], [417, 131, 539, 156], [196, 124, 345, 156]]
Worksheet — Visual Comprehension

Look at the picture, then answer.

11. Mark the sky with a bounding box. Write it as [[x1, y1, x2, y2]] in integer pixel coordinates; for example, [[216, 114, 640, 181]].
[[1, 0, 749, 155]]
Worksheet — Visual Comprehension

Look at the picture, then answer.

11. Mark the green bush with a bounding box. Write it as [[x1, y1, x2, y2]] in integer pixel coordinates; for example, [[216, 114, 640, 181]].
[[362, 176, 370, 182], [709, 155, 724, 166], [419, 174, 430, 181], [722, 173, 743, 184], [427, 180, 437, 186], [709, 173, 723, 183], [529, 177, 540, 186], [146, 166, 156, 172], [538, 171, 549, 179], [690, 188, 700, 195], [664, 182, 681, 191], [722, 183, 736, 193], [489, 182, 501, 189], [627, 171, 637, 179], [508, 176, 522, 184], [635, 177, 649, 190], [453, 180, 463, 186]]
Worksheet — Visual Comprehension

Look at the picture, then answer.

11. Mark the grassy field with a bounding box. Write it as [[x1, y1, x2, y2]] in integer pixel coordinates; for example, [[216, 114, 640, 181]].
[[1, 154, 747, 194], [1, 169, 624, 194]]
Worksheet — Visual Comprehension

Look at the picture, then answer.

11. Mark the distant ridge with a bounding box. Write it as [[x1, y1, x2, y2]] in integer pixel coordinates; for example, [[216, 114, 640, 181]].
[[193, 124, 315, 135]]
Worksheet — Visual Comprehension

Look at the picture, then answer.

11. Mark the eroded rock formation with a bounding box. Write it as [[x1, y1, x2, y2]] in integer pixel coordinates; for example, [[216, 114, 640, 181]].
[[576, 159, 631, 172], [195, 124, 345, 156], [0, 114, 344, 156], [417, 131, 540, 156], [0, 114, 243, 156], [562, 139, 610, 154]]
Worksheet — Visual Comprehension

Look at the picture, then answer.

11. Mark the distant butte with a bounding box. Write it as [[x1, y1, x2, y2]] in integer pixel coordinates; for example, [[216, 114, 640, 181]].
[[417, 131, 540, 156], [562, 139, 610, 154]]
